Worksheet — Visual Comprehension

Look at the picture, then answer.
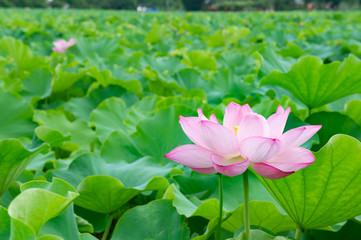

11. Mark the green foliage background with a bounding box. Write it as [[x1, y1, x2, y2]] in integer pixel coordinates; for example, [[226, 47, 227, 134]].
[[1, 0, 360, 10]]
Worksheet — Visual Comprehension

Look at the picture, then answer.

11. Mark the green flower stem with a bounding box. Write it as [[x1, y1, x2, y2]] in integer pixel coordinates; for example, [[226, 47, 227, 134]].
[[102, 214, 113, 240], [216, 173, 224, 240], [90, 141, 95, 153], [243, 170, 250, 240], [295, 225, 302, 240]]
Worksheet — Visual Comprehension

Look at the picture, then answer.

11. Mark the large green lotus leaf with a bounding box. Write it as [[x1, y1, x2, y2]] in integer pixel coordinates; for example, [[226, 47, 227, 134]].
[[130, 105, 196, 163], [51, 70, 84, 94], [26, 152, 56, 171], [278, 43, 304, 59], [1, 169, 35, 207], [206, 26, 250, 47], [260, 55, 361, 108], [346, 40, 361, 57], [80, 233, 98, 240], [35, 127, 71, 148], [253, 46, 296, 77], [75, 214, 94, 233], [121, 95, 161, 134], [306, 112, 361, 150], [223, 201, 296, 234], [101, 159, 171, 191], [89, 97, 128, 142], [8, 178, 78, 235], [0, 206, 10, 239], [70, 37, 118, 62], [218, 52, 258, 77], [128, 95, 160, 113], [0, 89, 37, 139], [0, 36, 46, 73], [344, 99, 361, 126], [192, 217, 232, 240], [74, 206, 107, 233], [85, 67, 118, 87], [48, 154, 172, 190], [163, 184, 219, 220], [86, 67, 143, 98], [50, 157, 171, 214], [10, 218, 37, 240], [304, 43, 341, 61], [263, 24, 296, 46], [46, 154, 108, 187], [252, 96, 290, 118], [21, 68, 52, 100], [108, 50, 144, 70], [20, 177, 77, 196], [1, 188, 16, 208], [176, 21, 209, 35], [259, 134, 361, 229], [75, 175, 141, 214], [111, 200, 190, 240], [145, 24, 168, 44], [173, 68, 208, 90], [209, 68, 253, 104], [100, 130, 142, 163], [65, 85, 138, 122], [33, 110, 96, 150], [141, 66, 184, 96], [39, 205, 80, 240], [37, 235, 63, 240], [140, 55, 185, 78], [182, 50, 217, 70], [155, 97, 222, 120], [172, 171, 218, 198], [0, 139, 48, 196]]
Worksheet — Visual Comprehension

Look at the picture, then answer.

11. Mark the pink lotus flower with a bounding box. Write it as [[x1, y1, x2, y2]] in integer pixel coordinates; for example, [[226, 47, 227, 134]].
[[165, 103, 321, 179], [52, 38, 76, 54]]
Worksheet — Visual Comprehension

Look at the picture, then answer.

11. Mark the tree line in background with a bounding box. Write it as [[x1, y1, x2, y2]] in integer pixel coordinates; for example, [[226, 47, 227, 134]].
[[0, 0, 180, 9], [0, 0, 360, 10]]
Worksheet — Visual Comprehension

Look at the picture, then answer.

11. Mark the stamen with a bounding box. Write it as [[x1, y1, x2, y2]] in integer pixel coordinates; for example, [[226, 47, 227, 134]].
[[234, 125, 239, 135]]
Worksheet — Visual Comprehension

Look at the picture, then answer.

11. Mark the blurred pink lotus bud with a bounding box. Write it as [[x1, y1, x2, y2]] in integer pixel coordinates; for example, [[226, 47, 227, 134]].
[[52, 38, 76, 54], [307, 3, 313, 10]]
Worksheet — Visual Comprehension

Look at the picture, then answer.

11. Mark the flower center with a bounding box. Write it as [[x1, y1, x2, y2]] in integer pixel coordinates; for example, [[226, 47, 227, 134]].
[[234, 125, 239, 135], [223, 155, 246, 166]]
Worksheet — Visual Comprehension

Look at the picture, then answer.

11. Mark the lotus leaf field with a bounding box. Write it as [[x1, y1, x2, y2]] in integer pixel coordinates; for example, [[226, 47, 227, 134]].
[[1, 8, 361, 240]]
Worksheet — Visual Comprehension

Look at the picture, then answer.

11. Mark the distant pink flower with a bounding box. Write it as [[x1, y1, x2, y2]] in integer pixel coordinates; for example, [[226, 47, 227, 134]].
[[165, 103, 321, 179], [307, 3, 313, 10], [52, 38, 76, 54]]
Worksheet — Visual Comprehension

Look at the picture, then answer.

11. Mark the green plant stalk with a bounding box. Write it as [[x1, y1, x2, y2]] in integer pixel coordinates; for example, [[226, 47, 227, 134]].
[[90, 141, 95, 153], [243, 170, 250, 240], [102, 214, 113, 240], [216, 173, 224, 240], [295, 225, 302, 240]]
